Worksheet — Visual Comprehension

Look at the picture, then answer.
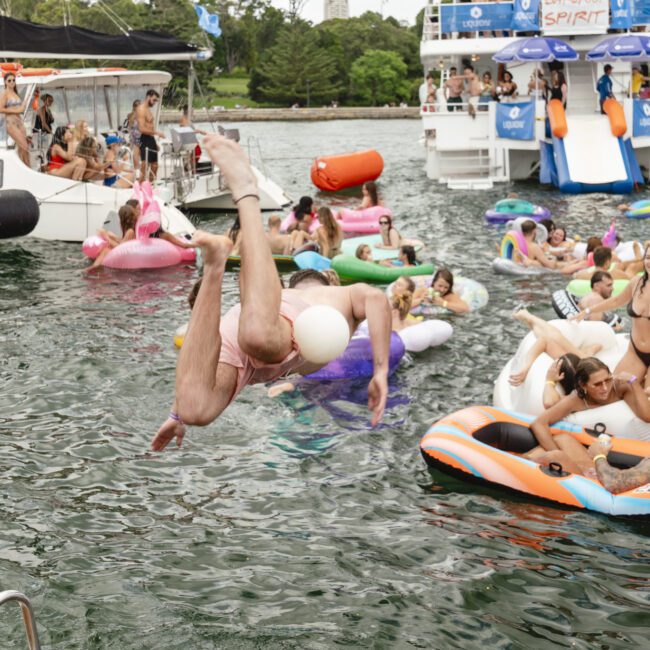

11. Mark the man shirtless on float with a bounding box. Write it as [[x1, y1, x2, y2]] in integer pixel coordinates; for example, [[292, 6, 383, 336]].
[[151, 135, 391, 451]]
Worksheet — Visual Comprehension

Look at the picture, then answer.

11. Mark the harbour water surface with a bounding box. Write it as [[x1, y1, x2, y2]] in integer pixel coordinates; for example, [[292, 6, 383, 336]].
[[1, 119, 650, 648]]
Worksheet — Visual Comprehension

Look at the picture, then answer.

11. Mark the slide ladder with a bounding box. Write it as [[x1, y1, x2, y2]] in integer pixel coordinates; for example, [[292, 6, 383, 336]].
[[543, 99, 637, 194]]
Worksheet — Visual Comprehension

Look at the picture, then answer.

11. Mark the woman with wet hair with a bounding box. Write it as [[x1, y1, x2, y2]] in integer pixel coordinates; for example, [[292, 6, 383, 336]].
[[422, 268, 469, 314], [529, 357, 650, 476], [360, 181, 380, 209]]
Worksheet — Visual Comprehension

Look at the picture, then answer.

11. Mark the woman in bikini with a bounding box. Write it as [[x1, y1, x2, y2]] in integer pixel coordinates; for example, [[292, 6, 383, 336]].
[[575, 245, 650, 386], [375, 215, 402, 249], [47, 125, 87, 180], [0, 72, 30, 166], [529, 358, 650, 477]]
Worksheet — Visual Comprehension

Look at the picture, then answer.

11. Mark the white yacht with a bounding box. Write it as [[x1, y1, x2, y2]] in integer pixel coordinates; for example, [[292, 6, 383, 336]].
[[420, 0, 650, 192]]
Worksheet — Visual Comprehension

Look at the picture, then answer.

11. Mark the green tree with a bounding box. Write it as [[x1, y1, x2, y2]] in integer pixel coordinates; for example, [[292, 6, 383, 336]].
[[254, 24, 342, 105], [349, 49, 410, 106]]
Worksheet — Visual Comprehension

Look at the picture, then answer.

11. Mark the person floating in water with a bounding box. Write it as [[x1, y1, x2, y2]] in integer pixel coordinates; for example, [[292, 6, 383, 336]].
[[151, 135, 392, 451]]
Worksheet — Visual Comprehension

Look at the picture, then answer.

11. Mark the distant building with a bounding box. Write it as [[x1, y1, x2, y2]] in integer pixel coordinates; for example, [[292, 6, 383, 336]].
[[324, 0, 349, 21]]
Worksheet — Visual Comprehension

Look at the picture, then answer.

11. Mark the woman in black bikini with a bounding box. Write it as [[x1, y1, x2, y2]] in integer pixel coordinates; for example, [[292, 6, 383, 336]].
[[575, 245, 650, 384], [548, 70, 568, 109]]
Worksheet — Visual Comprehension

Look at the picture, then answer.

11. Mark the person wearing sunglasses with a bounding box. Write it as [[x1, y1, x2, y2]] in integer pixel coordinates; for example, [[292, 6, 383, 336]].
[[528, 358, 650, 480], [0, 73, 30, 166], [375, 214, 402, 249]]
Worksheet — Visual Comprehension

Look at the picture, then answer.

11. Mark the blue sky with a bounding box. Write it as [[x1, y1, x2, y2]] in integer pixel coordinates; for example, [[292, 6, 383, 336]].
[[270, 1, 422, 25]]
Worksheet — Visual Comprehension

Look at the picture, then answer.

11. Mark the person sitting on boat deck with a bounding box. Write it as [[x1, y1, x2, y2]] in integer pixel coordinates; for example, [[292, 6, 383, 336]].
[[88, 205, 137, 270], [150, 134, 391, 451], [497, 70, 518, 102], [0, 71, 30, 167], [574, 246, 637, 281], [266, 214, 310, 255], [375, 214, 402, 249], [579, 271, 616, 323], [75, 136, 109, 182], [509, 308, 603, 405], [313, 207, 343, 258], [443, 66, 465, 112], [68, 119, 88, 157], [574, 245, 650, 386], [360, 181, 381, 209], [584, 436, 650, 494], [548, 70, 568, 109], [102, 135, 135, 189], [422, 268, 470, 314], [46, 125, 87, 180], [528, 358, 650, 481], [597, 65, 614, 114], [516, 220, 563, 269], [137, 89, 164, 183], [33, 93, 54, 145]]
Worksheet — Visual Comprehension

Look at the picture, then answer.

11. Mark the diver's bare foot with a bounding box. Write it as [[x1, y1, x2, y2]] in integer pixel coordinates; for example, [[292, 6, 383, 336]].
[[582, 344, 602, 356], [191, 231, 232, 267]]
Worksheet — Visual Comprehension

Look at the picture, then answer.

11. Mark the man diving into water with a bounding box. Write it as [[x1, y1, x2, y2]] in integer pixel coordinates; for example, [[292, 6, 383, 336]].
[[151, 134, 391, 451]]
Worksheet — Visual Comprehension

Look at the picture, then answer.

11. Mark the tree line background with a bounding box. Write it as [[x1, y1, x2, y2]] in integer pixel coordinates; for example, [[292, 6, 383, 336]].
[[1, 0, 426, 107]]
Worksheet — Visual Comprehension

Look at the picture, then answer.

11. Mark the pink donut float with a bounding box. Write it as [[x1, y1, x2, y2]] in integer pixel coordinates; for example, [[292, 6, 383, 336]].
[[103, 238, 196, 269], [338, 206, 391, 222]]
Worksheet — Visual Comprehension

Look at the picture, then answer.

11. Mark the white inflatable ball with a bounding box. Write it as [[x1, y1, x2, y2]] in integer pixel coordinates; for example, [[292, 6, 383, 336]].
[[294, 305, 350, 364]]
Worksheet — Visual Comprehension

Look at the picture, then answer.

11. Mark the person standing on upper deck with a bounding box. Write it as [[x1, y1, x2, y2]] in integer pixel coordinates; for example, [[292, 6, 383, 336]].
[[136, 89, 164, 182], [597, 65, 614, 114], [464, 64, 482, 110], [444, 67, 465, 112]]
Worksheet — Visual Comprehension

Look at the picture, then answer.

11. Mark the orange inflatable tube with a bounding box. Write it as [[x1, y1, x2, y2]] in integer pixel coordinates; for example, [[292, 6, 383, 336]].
[[420, 405, 650, 516], [18, 68, 60, 77], [311, 149, 384, 192], [547, 99, 567, 138], [603, 98, 627, 138], [0, 62, 22, 73]]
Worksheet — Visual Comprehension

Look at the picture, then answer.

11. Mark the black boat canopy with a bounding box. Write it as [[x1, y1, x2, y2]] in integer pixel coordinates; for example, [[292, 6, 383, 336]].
[[0, 16, 211, 61]]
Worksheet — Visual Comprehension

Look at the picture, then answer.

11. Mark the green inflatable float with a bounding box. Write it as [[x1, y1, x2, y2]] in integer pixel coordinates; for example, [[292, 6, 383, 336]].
[[566, 278, 630, 297], [331, 254, 434, 284]]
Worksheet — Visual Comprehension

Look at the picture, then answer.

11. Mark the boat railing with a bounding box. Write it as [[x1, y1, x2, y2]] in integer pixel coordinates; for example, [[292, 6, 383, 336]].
[[0, 590, 42, 650]]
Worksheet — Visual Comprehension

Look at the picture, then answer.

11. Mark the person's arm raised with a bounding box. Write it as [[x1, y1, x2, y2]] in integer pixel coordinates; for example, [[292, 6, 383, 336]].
[[531, 394, 581, 451], [349, 283, 391, 426], [573, 277, 635, 321]]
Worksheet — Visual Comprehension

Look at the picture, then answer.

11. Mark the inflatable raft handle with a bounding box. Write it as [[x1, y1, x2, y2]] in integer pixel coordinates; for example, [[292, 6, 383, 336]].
[[584, 422, 608, 438], [542, 462, 570, 477]]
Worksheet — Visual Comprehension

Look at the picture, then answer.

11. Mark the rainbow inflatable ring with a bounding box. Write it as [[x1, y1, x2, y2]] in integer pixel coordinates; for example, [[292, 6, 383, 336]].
[[499, 230, 527, 260], [420, 405, 650, 516]]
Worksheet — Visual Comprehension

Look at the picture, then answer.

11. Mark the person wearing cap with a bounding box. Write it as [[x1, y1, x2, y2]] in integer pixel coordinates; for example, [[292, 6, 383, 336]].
[[632, 66, 649, 99], [103, 134, 135, 188]]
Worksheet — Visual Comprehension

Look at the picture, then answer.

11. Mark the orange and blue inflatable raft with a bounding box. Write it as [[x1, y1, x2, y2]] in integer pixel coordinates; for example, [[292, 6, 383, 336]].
[[420, 406, 650, 516]]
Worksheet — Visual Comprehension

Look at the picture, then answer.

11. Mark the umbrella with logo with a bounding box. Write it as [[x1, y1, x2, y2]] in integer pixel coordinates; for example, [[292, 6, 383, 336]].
[[493, 37, 579, 64], [586, 34, 650, 61], [493, 37, 578, 101]]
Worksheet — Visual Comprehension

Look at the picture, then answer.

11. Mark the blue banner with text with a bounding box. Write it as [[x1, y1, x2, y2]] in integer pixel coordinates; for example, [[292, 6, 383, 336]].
[[496, 102, 535, 140], [440, 3, 514, 33], [611, 0, 634, 29], [511, 0, 540, 31], [633, 100, 650, 137]]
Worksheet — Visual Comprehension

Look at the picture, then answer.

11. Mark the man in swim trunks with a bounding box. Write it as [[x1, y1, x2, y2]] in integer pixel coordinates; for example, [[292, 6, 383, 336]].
[[579, 271, 614, 320], [151, 135, 391, 451], [444, 67, 465, 112], [136, 89, 164, 182]]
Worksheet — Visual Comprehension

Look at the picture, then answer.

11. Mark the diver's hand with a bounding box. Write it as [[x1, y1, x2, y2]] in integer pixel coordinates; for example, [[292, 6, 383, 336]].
[[368, 372, 388, 426], [151, 417, 186, 451]]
